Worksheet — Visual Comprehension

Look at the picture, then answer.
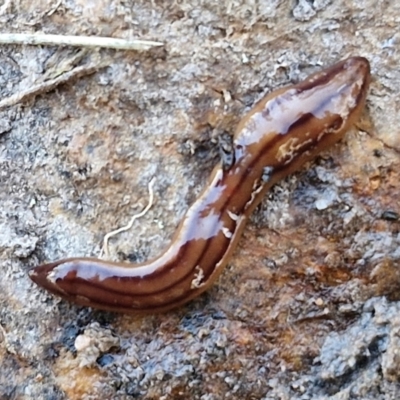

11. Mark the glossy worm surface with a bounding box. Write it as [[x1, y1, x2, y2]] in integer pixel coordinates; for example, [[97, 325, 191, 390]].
[[30, 57, 371, 313]]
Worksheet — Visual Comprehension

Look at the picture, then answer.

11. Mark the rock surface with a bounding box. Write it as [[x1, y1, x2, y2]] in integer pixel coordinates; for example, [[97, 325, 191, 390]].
[[1, 1, 400, 399]]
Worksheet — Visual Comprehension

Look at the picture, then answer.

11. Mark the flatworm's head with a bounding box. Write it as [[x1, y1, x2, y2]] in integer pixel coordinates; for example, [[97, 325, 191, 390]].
[[233, 56, 371, 177], [295, 56, 371, 132]]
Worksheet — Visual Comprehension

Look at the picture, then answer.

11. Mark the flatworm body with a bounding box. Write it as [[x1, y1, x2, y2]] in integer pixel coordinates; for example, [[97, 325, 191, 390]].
[[30, 57, 371, 313]]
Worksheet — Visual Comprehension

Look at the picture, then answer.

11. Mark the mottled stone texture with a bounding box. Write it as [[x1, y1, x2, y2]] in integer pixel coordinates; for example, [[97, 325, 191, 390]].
[[0, 1, 399, 399]]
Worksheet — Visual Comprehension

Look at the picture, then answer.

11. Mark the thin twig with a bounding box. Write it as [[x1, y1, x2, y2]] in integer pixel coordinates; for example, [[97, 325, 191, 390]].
[[0, 0, 12, 15], [46, 0, 63, 17], [0, 62, 109, 110], [100, 178, 156, 259], [0, 33, 163, 51]]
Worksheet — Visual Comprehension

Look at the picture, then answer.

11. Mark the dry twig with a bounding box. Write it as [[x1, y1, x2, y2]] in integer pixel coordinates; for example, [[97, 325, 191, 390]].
[[0, 62, 109, 110], [0, 33, 163, 51]]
